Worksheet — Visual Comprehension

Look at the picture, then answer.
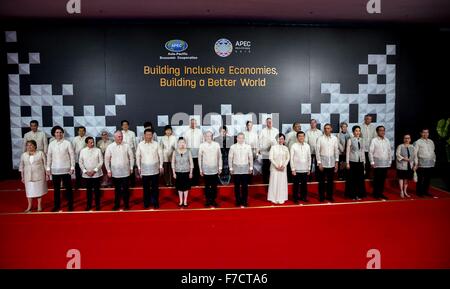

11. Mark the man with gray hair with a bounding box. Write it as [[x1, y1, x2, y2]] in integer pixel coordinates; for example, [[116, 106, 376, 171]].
[[305, 119, 323, 181], [258, 117, 279, 184], [105, 130, 134, 210]]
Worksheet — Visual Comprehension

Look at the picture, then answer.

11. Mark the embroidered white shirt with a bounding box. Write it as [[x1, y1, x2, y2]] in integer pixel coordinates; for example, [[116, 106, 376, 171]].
[[290, 142, 312, 173], [316, 134, 339, 168], [136, 140, 163, 176], [104, 142, 134, 178], [229, 143, 253, 174], [79, 147, 103, 178], [198, 141, 222, 175], [46, 139, 75, 175]]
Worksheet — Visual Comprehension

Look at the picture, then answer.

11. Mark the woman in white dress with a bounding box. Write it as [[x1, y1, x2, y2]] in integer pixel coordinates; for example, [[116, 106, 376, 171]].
[[19, 140, 48, 212], [268, 133, 290, 204]]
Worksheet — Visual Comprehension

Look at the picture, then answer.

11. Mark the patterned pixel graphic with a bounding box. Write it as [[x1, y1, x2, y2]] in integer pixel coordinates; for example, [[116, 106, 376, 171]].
[[297, 44, 396, 152], [6, 31, 127, 169]]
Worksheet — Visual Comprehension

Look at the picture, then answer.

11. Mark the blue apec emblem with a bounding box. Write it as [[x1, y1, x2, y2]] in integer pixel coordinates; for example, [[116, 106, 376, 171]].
[[214, 38, 233, 57], [165, 39, 188, 53]]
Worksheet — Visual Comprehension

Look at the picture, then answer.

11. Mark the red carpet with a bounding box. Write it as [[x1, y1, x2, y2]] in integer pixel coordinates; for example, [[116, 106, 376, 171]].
[[1, 173, 449, 269]]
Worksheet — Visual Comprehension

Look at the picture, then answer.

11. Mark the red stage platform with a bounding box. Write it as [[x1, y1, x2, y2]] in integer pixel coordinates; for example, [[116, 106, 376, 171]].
[[0, 174, 449, 269]]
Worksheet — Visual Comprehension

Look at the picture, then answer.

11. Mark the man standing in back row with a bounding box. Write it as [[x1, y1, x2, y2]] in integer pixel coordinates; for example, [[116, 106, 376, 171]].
[[198, 131, 222, 207], [361, 114, 377, 179], [369, 125, 391, 200], [183, 118, 203, 186], [23, 120, 48, 154], [258, 117, 279, 184], [305, 119, 323, 181], [414, 128, 436, 197], [121, 120, 137, 187], [72, 126, 88, 189]]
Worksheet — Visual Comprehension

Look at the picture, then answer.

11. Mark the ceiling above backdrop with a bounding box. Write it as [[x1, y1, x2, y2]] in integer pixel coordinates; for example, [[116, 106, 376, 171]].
[[0, 0, 450, 25]]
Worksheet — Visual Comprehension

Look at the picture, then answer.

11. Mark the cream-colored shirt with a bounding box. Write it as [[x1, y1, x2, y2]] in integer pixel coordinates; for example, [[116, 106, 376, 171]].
[[258, 127, 279, 159], [136, 140, 163, 176], [46, 139, 75, 175], [228, 143, 253, 174], [198, 141, 222, 175], [369, 137, 392, 168], [305, 128, 323, 155], [122, 130, 137, 152], [183, 128, 203, 158], [159, 135, 177, 162], [104, 142, 134, 178], [290, 142, 311, 173], [414, 138, 436, 168], [79, 147, 103, 178], [72, 135, 87, 163], [23, 130, 48, 154], [316, 134, 339, 168]]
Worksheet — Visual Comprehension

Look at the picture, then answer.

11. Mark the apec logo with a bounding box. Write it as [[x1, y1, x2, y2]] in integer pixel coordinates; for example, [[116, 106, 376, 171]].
[[165, 40, 188, 53], [214, 38, 233, 57], [161, 39, 198, 60]]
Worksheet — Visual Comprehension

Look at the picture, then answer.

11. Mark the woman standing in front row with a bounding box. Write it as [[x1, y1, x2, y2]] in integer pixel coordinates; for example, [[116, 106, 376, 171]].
[[396, 134, 417, 198], [172, 137, 194, 207], [345, 125, 366, 200], [267, 133, 290, 205], [19, 140, 48, 212]]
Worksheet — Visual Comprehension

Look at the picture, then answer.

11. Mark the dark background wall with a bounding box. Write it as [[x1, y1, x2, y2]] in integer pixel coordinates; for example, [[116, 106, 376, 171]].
[[0, 21, 449, 179]]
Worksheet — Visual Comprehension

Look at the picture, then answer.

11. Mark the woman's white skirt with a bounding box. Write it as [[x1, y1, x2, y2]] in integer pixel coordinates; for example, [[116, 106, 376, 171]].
[[25, 180, 48, 198], [267, 168, 288, 204]]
